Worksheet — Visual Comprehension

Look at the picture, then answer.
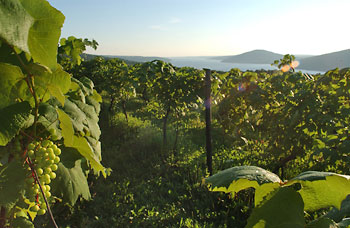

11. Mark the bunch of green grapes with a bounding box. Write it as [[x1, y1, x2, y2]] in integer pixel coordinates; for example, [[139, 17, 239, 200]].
[[25, 139, 61, 215]]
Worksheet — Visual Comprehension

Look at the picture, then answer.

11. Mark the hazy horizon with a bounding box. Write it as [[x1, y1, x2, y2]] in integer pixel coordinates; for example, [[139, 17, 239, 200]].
[[87, 48, 347, 58], [48, 0, 350, 57]]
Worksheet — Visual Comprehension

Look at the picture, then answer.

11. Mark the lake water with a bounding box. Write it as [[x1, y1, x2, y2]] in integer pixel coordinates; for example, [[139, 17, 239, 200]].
[[168, 57, 323, 74]]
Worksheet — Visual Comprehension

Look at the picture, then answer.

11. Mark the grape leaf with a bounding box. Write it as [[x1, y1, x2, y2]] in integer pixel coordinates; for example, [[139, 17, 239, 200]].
[[254, 182, 280, 207], [245, 187, 305, 228], [28, 63, 71, 106], [287, 171, 350, 211], [0, 161, 27, 209], [206, 166, 281, 193], [51, 158, 91, 205], [323, 195, 350, 223], [338, 218, 350, 228], [64, 99, 100, 140], [0, 0, 65, 70], [11, 217, 34, 228], [206, 166, 281, 191], [71, 136, 106, 177], [57, 108, 74, 146], [37, 103, 62, 140], [306, 217, 338, 228], [0, 63, 25, 109], [0, 0, 34, 54], [0, 102, 31, 146], [57, 108, 105, 177], [206, 166, 282, 207]]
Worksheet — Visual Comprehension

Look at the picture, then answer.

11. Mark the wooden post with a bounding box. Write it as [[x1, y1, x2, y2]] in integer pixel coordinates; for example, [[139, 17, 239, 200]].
[[204, 68, 213, 176]]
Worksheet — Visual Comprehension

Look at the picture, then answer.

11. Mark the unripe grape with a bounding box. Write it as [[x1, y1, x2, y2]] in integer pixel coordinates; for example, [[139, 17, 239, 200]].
[[28, 143, 36, 150], [50, 144, 58, 150], [25, 139, 60, 208], [49, 128, 56, 137], [36, 168, 43, 175], [33, 188, 39, 194], [41, 203, 47, 209], [38, 147, 46, 154], [30, 205, 40, 212], [45, 191, 51, 198], [48, 152, 56, 160], [50, 172, 56, 179], [54, 157, 60, 164], [51, 164, 58, 171], [46, 148, 53, 154], [44, 167, 52, 174], [54, 148, 61, 156], [44, 174, 50, 182], [34, 184, 40, 190], [37, 209, 46, 215], [28, 150, 35, 158]]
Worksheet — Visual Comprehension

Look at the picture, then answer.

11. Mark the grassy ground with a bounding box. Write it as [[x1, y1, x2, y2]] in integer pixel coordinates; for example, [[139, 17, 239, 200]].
[[37, 109, 251, 227]]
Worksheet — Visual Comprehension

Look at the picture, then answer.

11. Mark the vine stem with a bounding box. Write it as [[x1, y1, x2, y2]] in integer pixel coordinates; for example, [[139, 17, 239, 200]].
[[26, 157, 58, 228], [13, 50, 40, 137]]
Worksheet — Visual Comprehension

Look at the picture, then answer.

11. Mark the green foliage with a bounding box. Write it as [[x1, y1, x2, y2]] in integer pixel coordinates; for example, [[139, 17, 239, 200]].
[[0, 0, 65, 70], [0, 161, 27, 209], [0, 102, 31, 146], [206, 166, 350, 228], [246, 187, 305, 228], [0, 0, 106, 226], [58, 36, 98, 69], [51, 159, 91, 205], [272, 54, 297, 72]]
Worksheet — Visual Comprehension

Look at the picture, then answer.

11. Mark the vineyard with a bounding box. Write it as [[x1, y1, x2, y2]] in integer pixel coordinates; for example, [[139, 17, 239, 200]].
[[1, 1, 350, 228]]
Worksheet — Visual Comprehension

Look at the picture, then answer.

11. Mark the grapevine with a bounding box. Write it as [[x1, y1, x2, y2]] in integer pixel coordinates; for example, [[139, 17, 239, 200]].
[[0, 0, 106, 227]]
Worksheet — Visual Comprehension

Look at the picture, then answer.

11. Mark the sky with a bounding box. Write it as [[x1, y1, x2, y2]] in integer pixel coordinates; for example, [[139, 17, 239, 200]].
[[48, 0, 350, 57]]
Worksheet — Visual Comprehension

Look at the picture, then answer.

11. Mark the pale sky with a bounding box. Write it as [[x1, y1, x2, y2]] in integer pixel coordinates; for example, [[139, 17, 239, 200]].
[[48, 0, 350, 57]]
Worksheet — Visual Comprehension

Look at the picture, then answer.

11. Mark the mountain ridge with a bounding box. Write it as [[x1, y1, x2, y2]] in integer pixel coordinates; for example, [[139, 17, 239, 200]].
[[82, 49, 350, 72]]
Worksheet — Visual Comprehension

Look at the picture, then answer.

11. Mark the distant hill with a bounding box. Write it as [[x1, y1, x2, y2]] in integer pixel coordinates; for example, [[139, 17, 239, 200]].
[[298, 49, 350, 71], [102, 55, 170, 63], [81, 53, 170, 64], [220, 50, 283, 64]]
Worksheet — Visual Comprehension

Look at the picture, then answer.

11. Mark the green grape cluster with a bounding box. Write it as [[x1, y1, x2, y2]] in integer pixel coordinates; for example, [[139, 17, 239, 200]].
[[25, 139, 61, 215]]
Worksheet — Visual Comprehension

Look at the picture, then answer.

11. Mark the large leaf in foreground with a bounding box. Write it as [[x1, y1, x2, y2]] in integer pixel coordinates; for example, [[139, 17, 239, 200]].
[[51, 158, 91, 205], [58, 108, 106, 177], [305, 217, 338, 228], [28, 64, 71, 106], [0, 161, 26, 209], [206, 166, 281, 206], [337, 218, 350, 228], [206, 166, 281, 191], [287, 171, 350, 211], [246, 187, 305, 228], [0, 102, 31, 146], [0, 0, 65, 70]]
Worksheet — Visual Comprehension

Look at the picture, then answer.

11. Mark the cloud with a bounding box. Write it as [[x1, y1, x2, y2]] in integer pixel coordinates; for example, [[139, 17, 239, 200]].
[[169, 17, 181, 24]]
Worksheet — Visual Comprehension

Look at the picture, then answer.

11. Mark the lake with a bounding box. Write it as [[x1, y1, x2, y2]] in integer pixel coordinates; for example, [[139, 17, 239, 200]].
[[168, 57, 324, 74]]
